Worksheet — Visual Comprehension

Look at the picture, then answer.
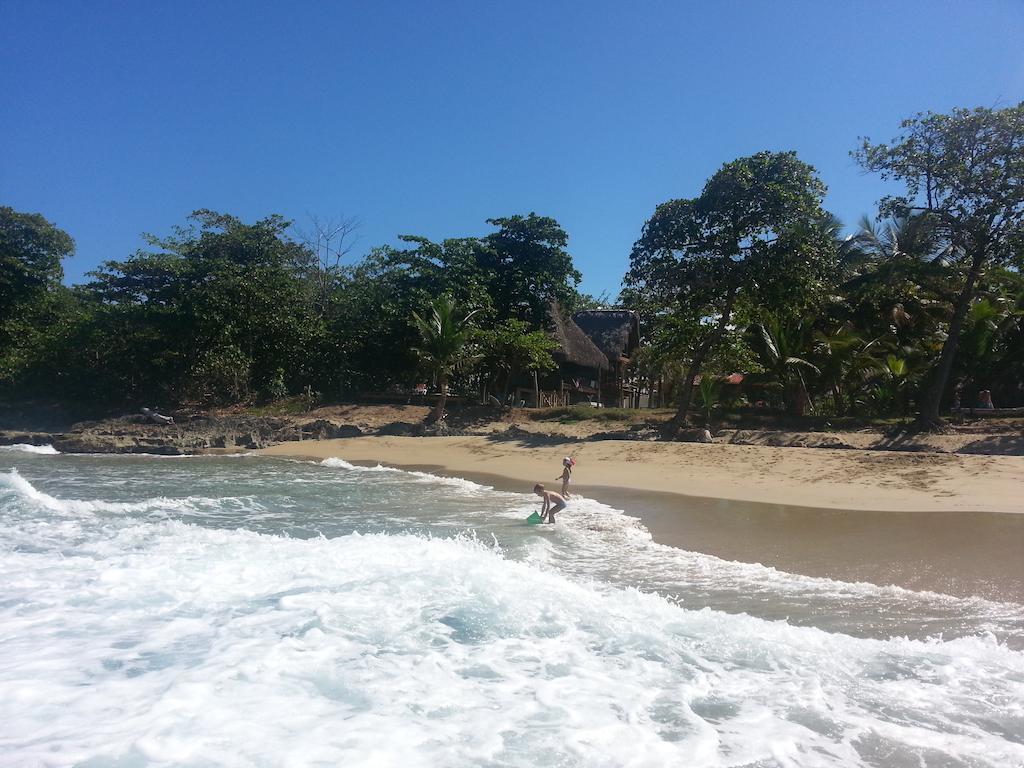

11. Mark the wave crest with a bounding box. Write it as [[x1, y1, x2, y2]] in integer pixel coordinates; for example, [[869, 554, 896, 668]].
[[0, 443, 59, 455]]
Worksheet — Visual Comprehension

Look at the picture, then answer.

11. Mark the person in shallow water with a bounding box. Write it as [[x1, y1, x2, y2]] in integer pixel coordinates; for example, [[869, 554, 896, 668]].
[[534, 483, 567, 524], [556, 456, 575, 497]]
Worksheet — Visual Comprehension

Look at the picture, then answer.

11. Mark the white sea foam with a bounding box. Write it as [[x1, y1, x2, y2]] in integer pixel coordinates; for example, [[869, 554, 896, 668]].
[[321, 456, 503, 496], [0, 469, 257, 520], [0, 443, 59, 454], [321, 457, 402, 473], [3, 459, 1023, 766], [310, 458, 1024, 637], [7, 465, 1021, 639], [1, 517, 1021, 767], [406, 469, 497, 494]]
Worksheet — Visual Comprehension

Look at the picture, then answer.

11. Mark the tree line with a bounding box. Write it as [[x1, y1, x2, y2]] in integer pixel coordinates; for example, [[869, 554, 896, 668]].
[[2, 104, 1022, 430], [626, 105, 1023, 429], [0, 208, 579, 411]]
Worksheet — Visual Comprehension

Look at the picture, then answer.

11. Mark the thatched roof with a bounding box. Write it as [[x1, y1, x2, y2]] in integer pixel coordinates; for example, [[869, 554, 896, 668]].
[[547, 301, 608, 370], [573, 309, 640, 363]]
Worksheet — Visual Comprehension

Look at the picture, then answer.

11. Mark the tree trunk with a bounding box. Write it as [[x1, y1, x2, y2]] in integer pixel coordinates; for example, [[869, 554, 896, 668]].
[[916, 248, 986, 429], [500, 368, 514, 406], [668, 286, 738, 434], [433, 373, 448, 422]]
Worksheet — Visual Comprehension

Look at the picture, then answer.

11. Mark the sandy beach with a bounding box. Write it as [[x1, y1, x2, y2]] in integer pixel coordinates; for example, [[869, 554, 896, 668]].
[[261, 435, 1024, 601], [261, 434, 1023, 514]]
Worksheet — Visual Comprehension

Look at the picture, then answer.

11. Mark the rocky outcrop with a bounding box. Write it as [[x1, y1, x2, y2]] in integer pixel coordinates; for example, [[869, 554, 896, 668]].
[[5, 404, 1020, 457], [0, 431, 54, 447], [0, 412, 376, 456], [724, 430, 855, 449], [298, 419, 364, 440], [377, 421, 416, 436], [51, 433, 192, 455]]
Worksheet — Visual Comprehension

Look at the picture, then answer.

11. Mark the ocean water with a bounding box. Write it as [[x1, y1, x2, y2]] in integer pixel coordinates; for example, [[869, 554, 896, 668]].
[[1, 448, 1022, 767]]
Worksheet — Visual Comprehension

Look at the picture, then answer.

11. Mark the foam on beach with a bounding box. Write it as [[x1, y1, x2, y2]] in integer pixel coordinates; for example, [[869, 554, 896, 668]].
[[2, 456, 1023, 766]]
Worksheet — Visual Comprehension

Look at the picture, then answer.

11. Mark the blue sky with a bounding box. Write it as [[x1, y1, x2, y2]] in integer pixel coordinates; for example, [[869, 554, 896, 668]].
[[3, 1, 1023, 297]]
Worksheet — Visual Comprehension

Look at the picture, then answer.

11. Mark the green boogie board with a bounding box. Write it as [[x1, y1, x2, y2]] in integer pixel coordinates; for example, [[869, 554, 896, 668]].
[[526, 511, 543, 525]]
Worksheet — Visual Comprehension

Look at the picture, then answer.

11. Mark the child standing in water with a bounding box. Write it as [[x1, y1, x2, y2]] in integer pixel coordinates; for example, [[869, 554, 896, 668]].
[[534, 484, 567, 524], [557, 456, 575, 497]]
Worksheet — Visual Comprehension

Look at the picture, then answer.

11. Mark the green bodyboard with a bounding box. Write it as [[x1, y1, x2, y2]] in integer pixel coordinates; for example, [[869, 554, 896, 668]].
[[526, 511, 543, 525]]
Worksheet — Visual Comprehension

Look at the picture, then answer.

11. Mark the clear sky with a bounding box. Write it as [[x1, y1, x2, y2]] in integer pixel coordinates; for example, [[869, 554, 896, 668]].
[[3, 1, 1023, 297]]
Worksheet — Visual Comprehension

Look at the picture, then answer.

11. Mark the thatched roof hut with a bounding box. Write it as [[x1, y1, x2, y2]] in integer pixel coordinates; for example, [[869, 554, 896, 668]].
[[572, 309, 640, 365], [547, 301, 608, 370]]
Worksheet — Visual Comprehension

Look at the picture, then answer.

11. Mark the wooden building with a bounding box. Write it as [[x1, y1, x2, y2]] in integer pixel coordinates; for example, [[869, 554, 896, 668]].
[[511, 301, 608, 407], [572, 309, 641, 407]]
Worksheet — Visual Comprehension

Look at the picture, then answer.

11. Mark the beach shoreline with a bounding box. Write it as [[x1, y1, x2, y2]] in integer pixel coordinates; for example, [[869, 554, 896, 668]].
[[259, 434, 1023, 514], [260, 435, 1024, 602]]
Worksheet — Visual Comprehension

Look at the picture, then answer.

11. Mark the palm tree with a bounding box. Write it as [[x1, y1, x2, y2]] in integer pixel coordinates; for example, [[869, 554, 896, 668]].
[[812, 325, 897, 416], [866, 354, 919, 416], [813, 324, 863, 415], [411, 296, 479, 423], [841, 214, 952, 344], [746, 315, 820, 415], [696, 376, 718, 427], [953, 297, 1023, 407]]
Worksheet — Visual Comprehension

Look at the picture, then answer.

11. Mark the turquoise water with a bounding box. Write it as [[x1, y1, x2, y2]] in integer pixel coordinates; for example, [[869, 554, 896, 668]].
[[1, 447, 1023, 766]]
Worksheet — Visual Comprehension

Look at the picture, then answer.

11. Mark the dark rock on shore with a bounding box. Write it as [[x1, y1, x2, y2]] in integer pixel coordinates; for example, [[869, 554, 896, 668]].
[[299, 419, 364, 440], [0, 413, 363, 456], [0, 431, 55, 447]]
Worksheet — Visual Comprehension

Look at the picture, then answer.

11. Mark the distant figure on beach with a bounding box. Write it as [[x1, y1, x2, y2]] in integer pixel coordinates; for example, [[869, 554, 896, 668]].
[[534, 483, 567, 524], [556, 456, 575, 497], [977, 390, 994, 409]]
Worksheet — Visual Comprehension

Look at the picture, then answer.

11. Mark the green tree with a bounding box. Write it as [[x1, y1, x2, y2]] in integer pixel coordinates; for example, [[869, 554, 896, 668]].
[[953, 296, 1023, 406], [838, 214, 951, 349], [328, 247, 438, 394], [746, 315, 820, 415], [0, 207, 73, 314], [696, 376, 718, 427], [480, 213, 581, 326], [854, 104, 1024, 428], [388, 235, 496, 322], [474, 319, 557, 403], [810, 324, 886, 416], [0, 207, 75, 385], [84, 210, 322, 403], [627, 151, 834, 432], [864, 355, 920, 417], [411, 296, 480, 422]]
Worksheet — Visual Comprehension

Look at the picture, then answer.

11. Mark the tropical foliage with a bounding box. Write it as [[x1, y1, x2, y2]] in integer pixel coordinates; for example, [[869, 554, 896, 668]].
[[2, 103, 1022, 429], [410, 296, 480, 422]]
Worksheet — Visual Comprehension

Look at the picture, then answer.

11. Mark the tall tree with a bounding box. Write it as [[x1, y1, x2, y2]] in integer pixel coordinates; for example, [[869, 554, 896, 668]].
[[840, 214, 951, 341], [480, 213, 581, 326], [0, 207, 75, 385], [626, 151, 833, 432], [389, 235, 495, 321], [85, 210, 321, 403], [294, 213, 360, 317], [854, 104, 1024, 428]]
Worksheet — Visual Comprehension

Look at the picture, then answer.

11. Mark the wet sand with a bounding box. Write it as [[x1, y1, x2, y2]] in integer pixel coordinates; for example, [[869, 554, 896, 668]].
[[594, 486, 1024, 604], [260, 436, 1024, 603]]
